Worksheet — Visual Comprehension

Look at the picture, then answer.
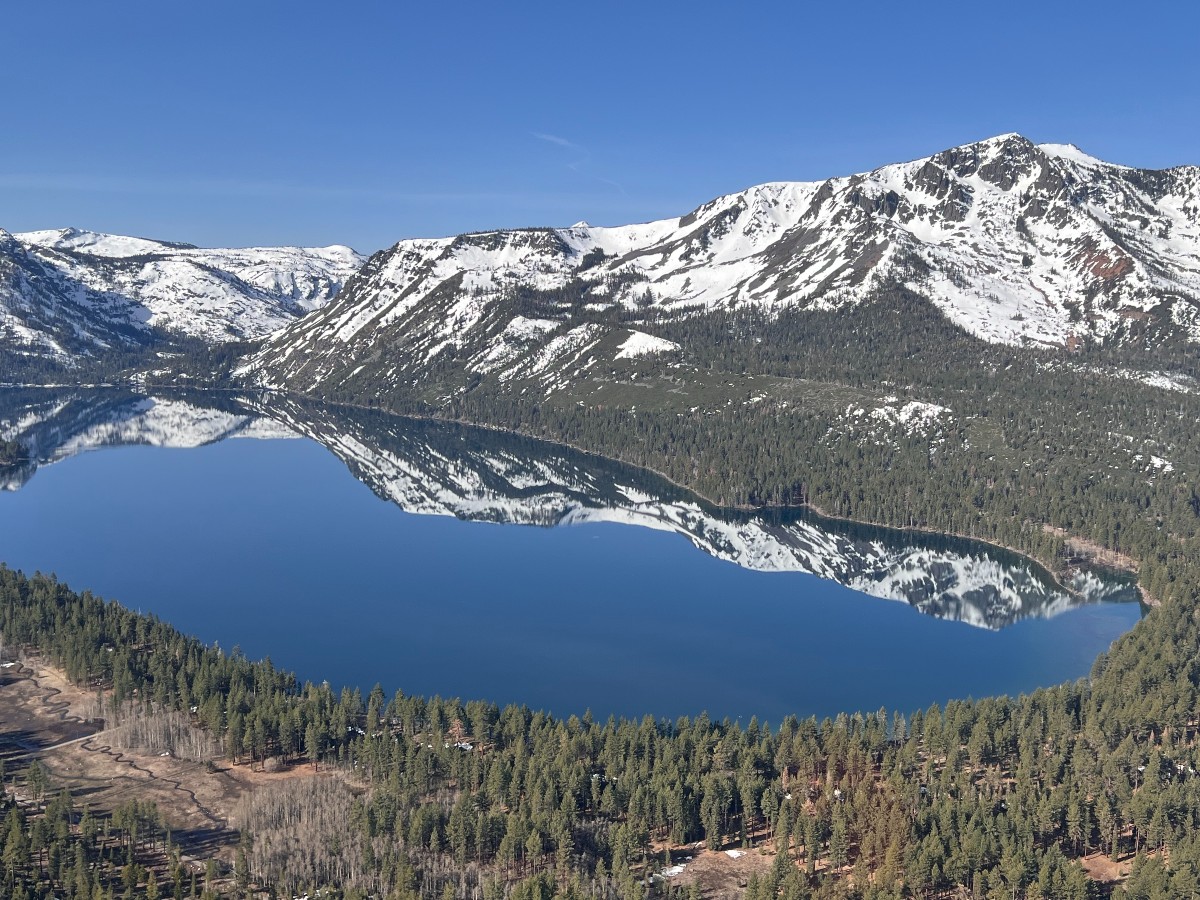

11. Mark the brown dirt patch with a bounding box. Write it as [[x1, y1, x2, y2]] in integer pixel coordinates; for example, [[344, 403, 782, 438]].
[[2, 655, 328, 870], [41, 740, 237, 862], [1090, 253, 1132, 281], [656, 843, 776, 898], [1080, 851, 1130, 883], [1040, 524, 1141, 576], [0, 659, 100, 759], [18, 653, 102, 721]]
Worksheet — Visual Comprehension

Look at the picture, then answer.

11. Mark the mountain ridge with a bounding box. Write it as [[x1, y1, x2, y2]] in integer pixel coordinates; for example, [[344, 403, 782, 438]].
[[0, 227, 365, 363], [3, 133, 1197, 403], [241, 133, 1200, 400]]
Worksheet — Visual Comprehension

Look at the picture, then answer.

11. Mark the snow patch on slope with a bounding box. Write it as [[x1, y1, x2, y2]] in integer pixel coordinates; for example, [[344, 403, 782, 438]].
[[1038, 143, 1128, 170], [615, 330, 680, 359], [15, 228, 189, 257]]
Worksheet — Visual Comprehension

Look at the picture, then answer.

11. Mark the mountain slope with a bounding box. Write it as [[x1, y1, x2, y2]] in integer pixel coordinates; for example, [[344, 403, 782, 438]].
[[243, 134, 1200, 398], [0, 227, 364, 362]]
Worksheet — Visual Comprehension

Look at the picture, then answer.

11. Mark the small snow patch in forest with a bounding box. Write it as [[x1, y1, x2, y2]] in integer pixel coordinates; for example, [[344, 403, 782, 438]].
[[844, 398, 952, 435], [1133, 453, 1175, 473]]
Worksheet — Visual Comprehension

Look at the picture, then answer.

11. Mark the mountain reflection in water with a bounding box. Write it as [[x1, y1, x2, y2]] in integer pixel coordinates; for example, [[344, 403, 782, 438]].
[[0, 388, 1139, 632]]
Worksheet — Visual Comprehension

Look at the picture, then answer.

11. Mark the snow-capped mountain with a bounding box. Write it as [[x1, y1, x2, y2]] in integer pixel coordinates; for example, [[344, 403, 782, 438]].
[[243, 134, 1199, 396], [0, 227, 364, 361]]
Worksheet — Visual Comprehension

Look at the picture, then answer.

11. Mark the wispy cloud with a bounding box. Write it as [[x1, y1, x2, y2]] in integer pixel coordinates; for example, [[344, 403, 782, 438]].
[[531, 132, 582, 151], [531, 132, 625, 195]]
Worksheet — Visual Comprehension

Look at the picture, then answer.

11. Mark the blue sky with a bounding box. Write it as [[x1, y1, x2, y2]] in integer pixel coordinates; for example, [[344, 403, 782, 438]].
[[2, 1, 1196, 252]]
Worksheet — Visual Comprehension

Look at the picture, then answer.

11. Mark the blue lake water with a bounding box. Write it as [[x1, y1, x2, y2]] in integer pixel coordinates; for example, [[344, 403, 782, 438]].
[[0, 391, 1142, 724]]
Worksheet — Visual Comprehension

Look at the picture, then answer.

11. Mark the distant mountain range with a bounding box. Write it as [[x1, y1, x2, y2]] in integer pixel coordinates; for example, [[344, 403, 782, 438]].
[[2, 135, 1197, 387], [241, 133, 1200, 397], [0, 388, 1139, 630], [0, 226, 363, 361]]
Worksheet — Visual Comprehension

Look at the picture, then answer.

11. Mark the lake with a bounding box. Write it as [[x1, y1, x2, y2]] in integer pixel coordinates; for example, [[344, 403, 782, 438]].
[[0, 388, 1142, 723]]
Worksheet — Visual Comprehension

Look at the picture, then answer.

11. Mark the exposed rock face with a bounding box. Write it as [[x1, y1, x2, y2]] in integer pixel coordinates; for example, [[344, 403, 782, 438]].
[[242, 135, 1200, 398]]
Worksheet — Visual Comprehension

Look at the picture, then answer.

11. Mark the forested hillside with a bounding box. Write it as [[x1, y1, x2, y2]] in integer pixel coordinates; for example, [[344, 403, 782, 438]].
[[1, 550, 1199, 899]]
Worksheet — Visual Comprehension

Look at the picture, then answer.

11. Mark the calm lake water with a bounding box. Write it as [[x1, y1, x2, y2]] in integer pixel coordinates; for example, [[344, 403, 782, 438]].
[[0, 390, 1142, 723]]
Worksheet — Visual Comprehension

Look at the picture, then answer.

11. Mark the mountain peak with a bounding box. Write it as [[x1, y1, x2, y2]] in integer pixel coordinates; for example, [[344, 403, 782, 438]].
[[246, 131, 1200, 393], [939, 133, 1036, 158], [937, 132, 1037, 158]]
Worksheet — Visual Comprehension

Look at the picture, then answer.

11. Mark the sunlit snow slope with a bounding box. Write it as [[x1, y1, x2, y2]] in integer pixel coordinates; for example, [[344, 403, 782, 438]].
[[246, 134, 1200, 396], [0, 227, 364, 360]]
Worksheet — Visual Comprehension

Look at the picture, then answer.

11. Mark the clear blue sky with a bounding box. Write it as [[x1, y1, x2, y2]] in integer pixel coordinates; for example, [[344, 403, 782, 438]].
[[2, 1, 1196, 253]]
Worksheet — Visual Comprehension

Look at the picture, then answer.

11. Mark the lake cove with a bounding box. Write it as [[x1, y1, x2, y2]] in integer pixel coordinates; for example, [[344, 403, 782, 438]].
[[0, 389, 1141, 723]]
